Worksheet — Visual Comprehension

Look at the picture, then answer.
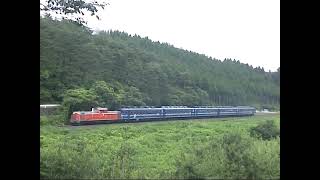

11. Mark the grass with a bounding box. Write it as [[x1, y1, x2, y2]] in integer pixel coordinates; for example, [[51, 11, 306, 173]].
[[40, 114, 280, 179]]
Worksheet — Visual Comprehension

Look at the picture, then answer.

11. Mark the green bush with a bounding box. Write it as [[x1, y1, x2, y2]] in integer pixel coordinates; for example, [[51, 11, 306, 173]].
[[40, 140, 104, 179], [221, 133, 261, 179], [250, 120, 280, 140], [40, 115, 65, 126], [174, 132, 264, 179]]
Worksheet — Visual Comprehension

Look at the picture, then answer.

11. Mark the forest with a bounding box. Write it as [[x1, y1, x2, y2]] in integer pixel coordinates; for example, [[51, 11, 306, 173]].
[[40, 16, 280, 114]]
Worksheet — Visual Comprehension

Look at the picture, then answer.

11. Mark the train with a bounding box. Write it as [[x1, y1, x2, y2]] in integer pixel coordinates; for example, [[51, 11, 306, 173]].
[[70, 106, 256, 125]]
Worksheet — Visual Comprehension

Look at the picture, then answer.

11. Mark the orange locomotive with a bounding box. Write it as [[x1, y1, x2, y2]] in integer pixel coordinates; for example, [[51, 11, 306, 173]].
[[70, 107, 121, 125]]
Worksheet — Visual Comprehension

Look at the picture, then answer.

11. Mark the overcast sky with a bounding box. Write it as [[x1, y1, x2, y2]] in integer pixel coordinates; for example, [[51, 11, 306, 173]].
[[85, 0, 279, 71]]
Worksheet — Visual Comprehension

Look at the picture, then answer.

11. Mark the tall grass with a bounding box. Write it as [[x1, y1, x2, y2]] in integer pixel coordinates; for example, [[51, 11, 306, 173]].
[[40, 114, 280, 179]]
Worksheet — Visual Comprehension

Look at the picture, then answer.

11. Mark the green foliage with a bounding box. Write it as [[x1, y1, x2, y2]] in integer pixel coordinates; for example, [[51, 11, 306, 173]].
[[123, 86, 146, 106], [90, 80, 120, 109], [40, 17, 280, 109], [40, 115, 65, 126], [61, 88, 98, 123], [40, 0, 108, 25], [221, 133, 260, 179], [250, 120, 280, 140], [59, 80, 146, 122], [109, 141, 137, 179], [40, 114, 280, 179], [174, 133, 264, 179]]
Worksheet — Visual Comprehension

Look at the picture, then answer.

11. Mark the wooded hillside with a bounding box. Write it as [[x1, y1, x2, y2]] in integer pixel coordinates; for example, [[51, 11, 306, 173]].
[[40, 17, 280, 110]]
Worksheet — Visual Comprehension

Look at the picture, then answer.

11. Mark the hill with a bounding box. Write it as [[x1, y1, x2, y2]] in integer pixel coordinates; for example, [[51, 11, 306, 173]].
[[40, 17, 280, 110]]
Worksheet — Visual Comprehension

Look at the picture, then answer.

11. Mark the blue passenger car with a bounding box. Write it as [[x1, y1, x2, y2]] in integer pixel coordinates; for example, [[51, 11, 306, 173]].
[[120, 108, 163, 121], [120, 106, 255, 122]]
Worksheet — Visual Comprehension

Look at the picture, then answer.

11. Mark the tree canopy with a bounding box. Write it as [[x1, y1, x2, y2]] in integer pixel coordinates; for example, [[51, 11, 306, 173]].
[[40, 0, 108, 24]]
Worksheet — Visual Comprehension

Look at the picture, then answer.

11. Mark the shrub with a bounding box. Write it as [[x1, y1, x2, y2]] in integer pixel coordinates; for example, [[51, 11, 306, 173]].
[[221, 132, 261, 179], [40, 115, 65, 126], [175, 132, 263, 179], [250, 120, 280, 140]]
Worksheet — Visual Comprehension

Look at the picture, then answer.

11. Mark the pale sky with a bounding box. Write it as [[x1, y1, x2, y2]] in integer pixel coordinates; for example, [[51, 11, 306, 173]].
[[61, 0, 281, 72]]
